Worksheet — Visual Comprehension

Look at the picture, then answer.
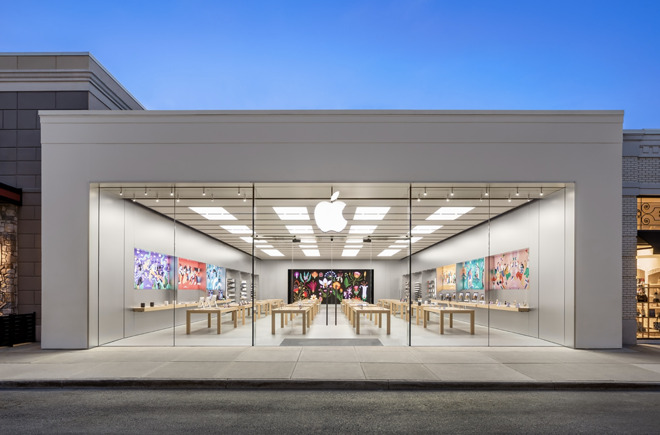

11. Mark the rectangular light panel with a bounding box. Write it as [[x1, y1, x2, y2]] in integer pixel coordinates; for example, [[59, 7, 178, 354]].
[[273, 207, 310, 220], [302, 249, 321, 257], [286, 225, 314, 234], [378, 249, 401, 257], [342, 249, 360, 257], [260, 249, 284, 257], [221, 225, 252, 234], [395, 237, 423, 244], [353, 207, 390, 220], [189, 207, 237, 220], [349, 225, 377, 234], [411, 225, 442, 235], [426, 207, 475, 221]]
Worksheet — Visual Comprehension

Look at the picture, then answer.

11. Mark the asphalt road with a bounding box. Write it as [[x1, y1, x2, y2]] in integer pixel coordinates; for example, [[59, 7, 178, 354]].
[[0, 389, 655, 434]]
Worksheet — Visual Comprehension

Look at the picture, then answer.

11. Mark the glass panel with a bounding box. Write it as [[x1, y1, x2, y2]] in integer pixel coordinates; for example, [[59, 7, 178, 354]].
[[636, 197, 660, 339], [410, 185, 490, 346], [171, 185, 253, 346], [254, 183, 410, 346], [97, 185, 176, 346]]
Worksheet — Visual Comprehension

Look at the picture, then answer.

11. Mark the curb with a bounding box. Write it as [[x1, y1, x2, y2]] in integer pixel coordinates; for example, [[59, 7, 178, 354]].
[[2, 379, 660, 391]]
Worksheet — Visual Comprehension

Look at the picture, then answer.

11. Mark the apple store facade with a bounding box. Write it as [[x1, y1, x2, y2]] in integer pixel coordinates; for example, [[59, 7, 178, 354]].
[[39, 110, 624, 349]]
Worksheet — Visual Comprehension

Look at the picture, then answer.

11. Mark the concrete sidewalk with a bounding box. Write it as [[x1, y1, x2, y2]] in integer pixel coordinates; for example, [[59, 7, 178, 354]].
[[2, 343, 660, 390]]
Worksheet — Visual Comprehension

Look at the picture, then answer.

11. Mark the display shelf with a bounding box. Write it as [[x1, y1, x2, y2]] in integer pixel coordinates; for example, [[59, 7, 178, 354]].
[[240, 280, 248, 300], [636, 300, 660, 339], [227, 278, 236, 302], [429, 300, 531, 312], [426, 279, 436, 299], [413, 282, 422, 300], [132, 302, 199, 312]]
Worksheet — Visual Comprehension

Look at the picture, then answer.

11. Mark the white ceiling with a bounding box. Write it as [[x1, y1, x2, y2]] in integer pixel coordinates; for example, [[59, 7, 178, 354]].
[[103, 182, 565, 261]]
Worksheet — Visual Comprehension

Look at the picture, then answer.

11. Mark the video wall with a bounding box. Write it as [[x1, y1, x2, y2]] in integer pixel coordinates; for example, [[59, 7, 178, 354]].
[[133, 248, 226, 296], [288, 269, 374, 304], [436, 248, 530, 292]]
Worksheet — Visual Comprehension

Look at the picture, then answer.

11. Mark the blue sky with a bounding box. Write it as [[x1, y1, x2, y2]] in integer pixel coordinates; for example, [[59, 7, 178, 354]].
[[2, 0, 658, 128]]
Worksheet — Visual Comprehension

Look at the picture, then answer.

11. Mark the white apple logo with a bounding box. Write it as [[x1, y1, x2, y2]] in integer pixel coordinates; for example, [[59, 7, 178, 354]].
[[314, 191, 347, 232]]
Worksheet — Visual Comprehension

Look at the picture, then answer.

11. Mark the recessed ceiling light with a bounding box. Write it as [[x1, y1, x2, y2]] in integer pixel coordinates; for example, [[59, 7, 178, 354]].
[[378, 249, 401, 257], [411, 225, 442, 234], [342, 249, 360, 257], [190, 207, 237, 221], [260, 249, 284, 257], [273, 207, 310, 220], [259, 244, 274, 249], [345, 238, 363, 244], [345, 245, 363, 249], [395, 237, 423, 244], [240, 236, 254, 243], [299, 244, 318, 249], [302, 249, 321, 257], [286, 225, 314, 234], [426, 207, 474, 221], [301, 238, 316, 244], [349, 225, 377, 234], [221, 225, 252, 234], [353, 207, 390, 220]]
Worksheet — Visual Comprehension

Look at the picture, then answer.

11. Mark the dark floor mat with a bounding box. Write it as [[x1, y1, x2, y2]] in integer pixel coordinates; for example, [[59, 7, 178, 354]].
[[279, 338, 382, 346]]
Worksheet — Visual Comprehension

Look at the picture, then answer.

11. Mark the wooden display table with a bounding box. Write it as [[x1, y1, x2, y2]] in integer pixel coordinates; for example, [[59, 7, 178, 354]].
[[186, 307, 238, 334], [422, 307, 475, 335], [379, 299, 410, 320], [271, 306, 312, 335], [132, 302, 198, 312], [351, 306, 391, 335]]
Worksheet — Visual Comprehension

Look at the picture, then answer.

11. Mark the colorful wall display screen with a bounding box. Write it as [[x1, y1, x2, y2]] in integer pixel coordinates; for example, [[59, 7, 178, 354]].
[[134, 248, 174, 290], [487, 248, 530, 290], [288, 269, 374, 304], [206, 264, 226, 297], [456, 258, 485, 290], [177, 257, 206, 290], [437, 264, 457, 290]]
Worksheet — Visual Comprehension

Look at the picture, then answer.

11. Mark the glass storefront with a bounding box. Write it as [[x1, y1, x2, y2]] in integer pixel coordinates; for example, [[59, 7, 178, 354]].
[[94, 182, 569, 347], [636, 197, 660, 339]]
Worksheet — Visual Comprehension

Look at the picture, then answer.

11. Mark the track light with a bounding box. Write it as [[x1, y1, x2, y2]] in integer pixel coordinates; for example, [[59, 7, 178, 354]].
[[507, 194, 512, 203], [202, 187, 206, 196], [417, 194, 421, 202], [211, 193, 214, 202], [156, 193, 159, 203], [176, 194, 180, 203], [527, 194, 531, 203], [485, 189, 489, 197], [450, 187, 454, 197], [132, 193, 136, 203], [243, 193, 247, 203], [170, 187, 174, 197], [446, 194, 450, 202], [515, 187, 520, 196], [423, 187, 427, 197], [540, 187, 544, 197], [119, 187, 123, 196], [144, 187, 148, 196], [237, 187, 241, 196]]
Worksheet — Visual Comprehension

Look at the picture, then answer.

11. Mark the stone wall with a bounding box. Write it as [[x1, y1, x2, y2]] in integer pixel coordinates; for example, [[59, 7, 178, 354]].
[[0, 203, 18, 315]]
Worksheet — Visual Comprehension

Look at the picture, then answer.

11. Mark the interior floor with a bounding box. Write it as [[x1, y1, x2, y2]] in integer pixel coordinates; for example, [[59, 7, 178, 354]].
[[104, 308, 558, 347]]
